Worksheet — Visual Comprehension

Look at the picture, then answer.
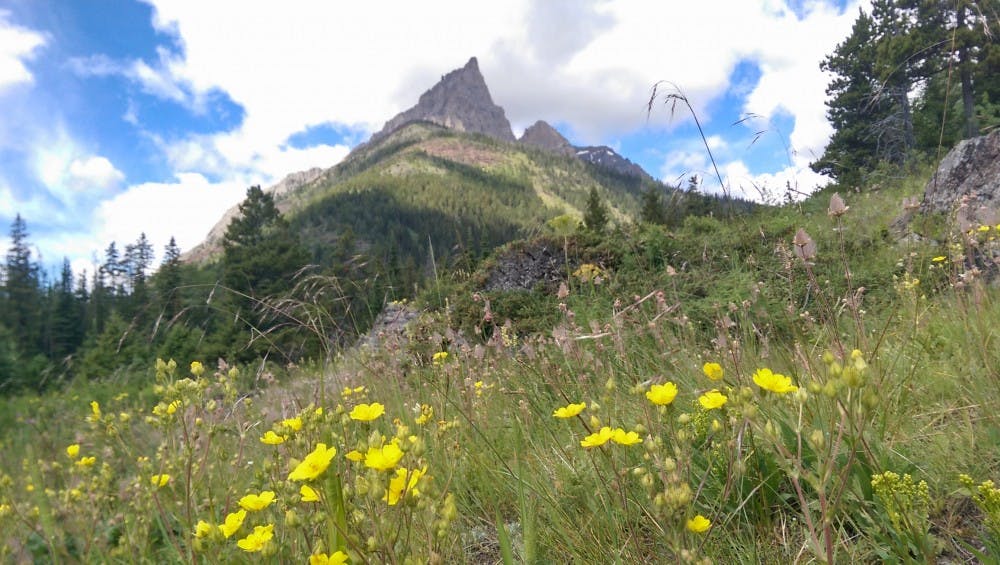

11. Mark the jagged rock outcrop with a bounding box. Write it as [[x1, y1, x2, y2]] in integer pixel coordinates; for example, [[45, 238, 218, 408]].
[[181, 167, 325, 263], [519, 120, 575, 156], [371, 57, 515, 144], [920, 128, 1000, 229]]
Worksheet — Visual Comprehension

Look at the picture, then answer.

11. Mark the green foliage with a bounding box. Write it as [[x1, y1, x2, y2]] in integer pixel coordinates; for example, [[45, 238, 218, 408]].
[[583, 186, 610, 233], [815, 0, 1000, 184]]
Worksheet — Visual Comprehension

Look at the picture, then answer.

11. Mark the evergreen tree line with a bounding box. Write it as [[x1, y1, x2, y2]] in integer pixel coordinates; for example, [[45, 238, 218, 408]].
[[0, 187, 394, 393], [813, 0, 1000, 185], [0, 215, 179, 390]]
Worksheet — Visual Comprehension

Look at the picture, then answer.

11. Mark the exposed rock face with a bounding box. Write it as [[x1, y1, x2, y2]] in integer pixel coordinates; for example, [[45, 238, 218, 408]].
[[181, 167, 326, 263], [575, 145, 651, 180], [921, 128, 1000, 229], [358, 301, 421, 350], [372, 57, 515, 144], [519, 120, 574, 156], [484, 241, 570, 291]]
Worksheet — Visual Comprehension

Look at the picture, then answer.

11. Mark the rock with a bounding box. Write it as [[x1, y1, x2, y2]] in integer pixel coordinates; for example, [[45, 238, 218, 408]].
[[371, 57, 515, 144], [920, 129, 1000, 229], [358, 301, 420, 349], [484, 241, 569, 291], [519, 120, 575, 156]]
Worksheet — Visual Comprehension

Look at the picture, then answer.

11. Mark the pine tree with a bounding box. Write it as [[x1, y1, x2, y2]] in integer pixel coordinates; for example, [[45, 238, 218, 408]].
[[223, 186, 309, 299], [158, 237, 183, 321], [583, 187, 609, 233], [50, 258, 83, 359], [640, 187, 668, 225], [3, 214, 41, 357], [812, 9, 890, 183], [222, 186, 310, 360]]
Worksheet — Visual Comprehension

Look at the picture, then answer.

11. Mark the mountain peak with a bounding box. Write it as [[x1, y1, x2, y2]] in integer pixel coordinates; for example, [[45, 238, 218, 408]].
[[371, 57, 515, 143], [519, 120, 574, 156]]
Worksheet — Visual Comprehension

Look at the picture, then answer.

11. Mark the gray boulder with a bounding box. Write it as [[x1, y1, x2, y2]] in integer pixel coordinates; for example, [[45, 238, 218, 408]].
[[921, 129, 1000, 230]]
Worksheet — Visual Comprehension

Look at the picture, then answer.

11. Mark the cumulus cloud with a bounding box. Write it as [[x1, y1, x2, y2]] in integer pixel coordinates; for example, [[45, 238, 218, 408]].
[[131, 0, 860, 195], [35, 135, 126, 201], [68, 156, 126, 191], [0, 10, 45, 92], [95, 172, 248, 260]]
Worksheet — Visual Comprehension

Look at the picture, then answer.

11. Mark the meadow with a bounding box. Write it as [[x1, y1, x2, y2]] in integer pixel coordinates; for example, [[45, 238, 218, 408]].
[[1, 168, 998, 564]]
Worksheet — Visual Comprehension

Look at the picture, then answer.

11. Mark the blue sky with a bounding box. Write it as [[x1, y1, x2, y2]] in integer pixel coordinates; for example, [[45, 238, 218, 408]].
[[0, 0, 862, 275]]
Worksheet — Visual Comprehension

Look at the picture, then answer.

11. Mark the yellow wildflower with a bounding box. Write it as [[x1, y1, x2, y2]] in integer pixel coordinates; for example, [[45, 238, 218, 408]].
[[364, 442, 404, 472], [702, 362, 724, 381], [89, 401, 101, 420], [166, 400, 181, 415], [190, 361, 205, 376], [239, 491, 276, 511], [300, 484, 320, 502], [75, 456, 96, 468], [260, 430, 286, 445], [611, 429, 643, 445], [580, 426, 615, 448], [349, 402, 385, 422], [236, 524, 274, 553], [752, 368, 799, 394], [194, 520, 216, 538], [931, 256, 947, 262], [288, 443, 337, 481], [552, 402, 586, 419], [686, 514, 711, 533], [415, 404, 433, 425], [281, 417, 303, 432], [698, 390, 728, 410], [432, 351, 449, 365], [310, 552, 349, 565], [645, 382, 679, 406], [151, 474, 170, 488], [66, 444, 80, 459], [345, 450, 364, 462], [384, 467, 426, 505], [219, 509, 247, 538]]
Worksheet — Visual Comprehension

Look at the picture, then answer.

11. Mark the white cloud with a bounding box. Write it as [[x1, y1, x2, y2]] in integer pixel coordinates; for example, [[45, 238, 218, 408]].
[[95, 172, 248, 261], [136, 0, 859, 181], [68, 156, 125, 191], [35, 134, 125, 201], [713, 159, 830, 203], [0, 10, 45, 92]]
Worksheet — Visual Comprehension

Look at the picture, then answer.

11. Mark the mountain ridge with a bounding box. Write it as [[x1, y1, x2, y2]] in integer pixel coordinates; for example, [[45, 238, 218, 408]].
[[184, 57, 664, 263]]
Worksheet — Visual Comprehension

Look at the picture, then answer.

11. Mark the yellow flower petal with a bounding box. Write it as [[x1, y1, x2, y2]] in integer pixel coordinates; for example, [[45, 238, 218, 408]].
[[645, 382, 678, 406], [687, 514, 711, 533], [552, 402, 586, 418]]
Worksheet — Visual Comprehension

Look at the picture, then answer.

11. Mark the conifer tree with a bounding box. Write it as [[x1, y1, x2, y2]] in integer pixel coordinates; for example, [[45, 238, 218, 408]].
[[3, 214, 41, 357], [583, 187, 609, 233]]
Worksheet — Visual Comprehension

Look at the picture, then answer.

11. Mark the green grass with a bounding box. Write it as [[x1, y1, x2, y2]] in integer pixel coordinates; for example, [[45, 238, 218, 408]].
[[1, 168, 999, 563]]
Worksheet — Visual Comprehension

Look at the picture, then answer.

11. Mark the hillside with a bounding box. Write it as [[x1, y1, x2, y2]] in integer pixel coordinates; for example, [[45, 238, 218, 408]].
[[182, 57, 714, 268], [187, 120, 672, 272], [2, 166, 998, 563]]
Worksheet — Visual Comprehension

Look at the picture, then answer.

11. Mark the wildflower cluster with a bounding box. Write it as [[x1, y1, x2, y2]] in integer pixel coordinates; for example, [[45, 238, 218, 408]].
[[959, 474, 1000, 538], [871, 471, 930, 534]]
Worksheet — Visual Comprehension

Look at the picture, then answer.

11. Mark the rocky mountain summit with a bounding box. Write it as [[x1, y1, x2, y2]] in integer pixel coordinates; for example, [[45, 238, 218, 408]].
[[184, 57, 660, 263], [519, 120, 575, 156], [371, 57, 515, 144]]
